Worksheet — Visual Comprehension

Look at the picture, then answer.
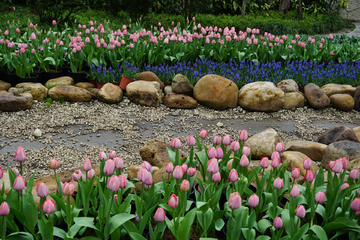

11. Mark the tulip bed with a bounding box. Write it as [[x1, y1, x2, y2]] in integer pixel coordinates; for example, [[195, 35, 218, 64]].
[[2, 129, 360, 240]]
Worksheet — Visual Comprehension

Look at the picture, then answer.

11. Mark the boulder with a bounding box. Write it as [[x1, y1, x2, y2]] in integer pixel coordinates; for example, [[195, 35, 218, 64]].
[[353, 126, 360, 142], [126, 81, 163, 107], [244, 128, 280, 159], [0, 80, 11, 91], [330, 94, 354, 112], [134, 71, 164, 90], [75, 82, 96, 89], [45, 77, 74, 88], [48, 85, 91, 102], [348, 158, 360, 170], [0, 90, 6, 94], [87, 88, 100, 98], [172, 74, 194, 96], [163, 93, 197, 109], [8, 83, 48, 100], [304, 83, 330, 109], [164, 86, 173, 95], [281, 151, 319, 176], [193, 74, 238, 110], [321, 141, 360, 168], [127, 165, 159, 180], [282, 92, 305, 110], [285, 140, 327, 162], [0, 92, 33, 112], [139, 139, 185, 168], [277, 79, 299, 93], [318, 125, 359, 145], [321, 84, 356, 97], [97, 83, 123, 104], [353, 86, 360, 111], [238, 82, 285, 112]]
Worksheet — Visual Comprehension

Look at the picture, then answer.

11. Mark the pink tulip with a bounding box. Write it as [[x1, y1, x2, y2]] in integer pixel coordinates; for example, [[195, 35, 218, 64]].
[[0, 202, 10, 216], [83, 158, 92, 171], [271, 151, 280, 160], [180, 179, 190, 192], [16, 28, 20, 34], [166, 162, 174, 173], [107, 175, 120, 192], [103, 159, 115, 176], [271, 157, 281, 169], [341, 183, 349, 191], [214, 135, 221, 145], [248, 194, 259, 208], [304, 170, 315, 182], [168, 194, 179, 208], [30, 32, 36, 40], [99, 151, 107, 161], [36, 182, 48, 198], [12, 168, 19, 176], [137, 167, 150, 182], [349, 169, 359, 180], [295, 205, 306, 218], [129, 43, 134, 48], [109, 150, 116, 159], [42, 199, 56, 215], [207, 158, 219, 174], [351, 198, 360, 212], [187, 167, 196, 177], [303, 158, 312, 170], [4, 30, 9, 36], [173, 165, 185, 179], [231, 141, 240, 152], [275, 142, 284, 153], [52, 20, 56, 25], [72, 170, 82, 182], [181, 163, 188, 173], [291, 168, 300, 179], [239, 130, 248, 142], [142, 161, 154, 173], [290, 186, 300, 198], [212, 172, 221, 182], [240, 154, 249, 167], [242, 146, 250, 156], [187, 136, 196, 146], [330, 51, 334, 56], [216, 148, 223, 159], [170, 138, 181, 149], [0, 167, 3, 179], [154, 207, 165, 222], [199, 129, 207, 139], [259, 157, 269, 169], [315, 191, 325, 203], [14, 146, 26, 162], [62, 182, 75, 196], [114, 157, 124, 169], [228, 192, 241, 210], [118, 175, 127, 189], [13, 175, 25, 191], [328, 34, 333, 40], [229, 169, 238, 182], [207, 147, 217, 159], [87, 169, 95, 179], [274, 217, 283, 229], [329, 160, 342, 173], [273, 177, 283, 189], [341, 157, 349, 169], [319, 44, 323, 49]]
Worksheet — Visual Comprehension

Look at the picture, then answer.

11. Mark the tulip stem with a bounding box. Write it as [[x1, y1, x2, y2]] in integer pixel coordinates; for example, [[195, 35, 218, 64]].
[[54, 170, 57, 184], [67, 195, 71, 233], [20, 162, 23, 176], [1, 216, 6, 240]]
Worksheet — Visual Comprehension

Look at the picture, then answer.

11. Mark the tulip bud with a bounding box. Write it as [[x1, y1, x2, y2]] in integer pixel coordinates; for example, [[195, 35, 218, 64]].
[[13, 175, 26, 191], [231, 141, 240, 152], [341, 183, 349, 191], [187, 136, 196, 146], [87, 169, 95, 179], [99, 151, 107, 161], [103, 159, 115, 176], [240, 154, 249, 167], [118, 175, 127, 189], [72, 170, 82, 182], [83, 158, 93, 171], [36, 182, 49, 198], [142, 161, 154, 173], [180, 179, 190, 192], [350, 169, 359, 180], [0, 202, 10, 216], [242, 146, 250, 156], [248, 194, 259, 208], [275, 142, 284, 153], [229, 169, 238, 182], [213, 135, 221, 145], [304, 170, 315, 182], [14, 146, 26, 162], [114, 157, 124, 169], [137, 167, 150, 182], [107, 175, 120, 192], [0, 167, 3, 180], [223, 135, 231, 145], [290, 186, 300, 198], [295, 205, 306, 218], [173, 165, 185, 179], [271, 151, 280, 160], [199, 129, 207, 139], [303, 158, 312, 170], [212, 172, 221, 182], [259, 157, 269, 169], [341, 157, 349, 170], [274, 217, 283, 229], [228, 192, 241, 210], [239, 130, 248, 142], [291, 168, 300, 179], [12, 168, 19, 176], [271, 157, 281, 169], [273, 177, 283, 189], [181, 163, 188, 173], [62, 182, 75, 196], [170, 138, 181, 149], [166, 162, 174, 173], [351, 198, 360, 212], [154, 207, 165, 222], [109, 150, 116, 159], [207, 147, 217, 159], [42, 199, 56, 215], [207, 158, 219, 174], [315, 191, 325, 204], [168, 194, 179, 208]]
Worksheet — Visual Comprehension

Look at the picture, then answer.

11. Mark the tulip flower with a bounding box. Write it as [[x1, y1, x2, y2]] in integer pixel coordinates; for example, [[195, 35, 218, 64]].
[[170, 138, 181, 149], [187, 136, 196, 146], [72, 170, 82, 182], [216, 148, 223, 159], [118, 175, 127, 189], [12, 168, 19, 176], [13, 175, 25, 191], [36, 182, 49, 198], [239, 130, 248, 142], [330, 51, 334, 56], [223, 135, 231, 145], [82, 158, 92, 172], [0, 167, 3, 180], [228, 192, 241, 210], [351, 198, 360, 212], [341, 157, 349, 169], [137, 167, 150, 182], [14, 146, 26, 162], [303, 158, 312, 170], [154, 207, 165, 222], [42, 199, 56, 215], [295, 205, 306, 218], [207, 147, 217, 159], [173, 165, 185, 179], [273, 177, 283, 189], [114, 157, 124, 169], [341, 183, 349, 191], [199, 129, 207, 139], [229, 169, 238, 182], [304, 170, 315, 182], [181, 163, 188, 172], [107, 175, 120, 192], [207, 158, 219, 174], [240, 154, 249, 167], [290, 186, 300, 198], [350, 169, 359, 180], [329, 160, 343, 173], [315, 191, 325, 204], [168, 194, 179, 208], [242, 146, 250, 156], [0, 202, 10, 216], [166, 162, 174, 173], [143, 172, 153, 186], [142, 161, 154, 172], [259, 157, 269, 169], [248, 194, 259, 208], [109, 150, 116, 159], [231, 141, 240, 152], [274, 217, 283, 229], [212, 172, 221, 182], [30, 32, 36, 40], [275, 142, 284, 153], [271, 151, 280, 160], [180, 179, 190, 192], [62, 182, 75, 196], [99, 151, 107, 161], [213, 135, 221, 145], [87, 169, 95, 179], [103, 159, 115, 176], [271, 157, 281, 169], [291, 168, 300, 179]]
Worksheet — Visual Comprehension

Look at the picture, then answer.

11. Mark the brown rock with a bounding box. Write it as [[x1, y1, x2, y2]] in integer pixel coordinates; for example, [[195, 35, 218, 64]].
[[238, 82, 285, 112], [353, 126, 360, 142], [281, 151, 319, 175], [282, 92, 305, 110], [97, 83, 123, 104], [304, 83, 330, 109], [330, 94, 354, 111], [318, 125, 359, 145], [354, 86, 360, 111], [9, 83, 48, 100], [164, 86, 172, 95], [285, 140, 327, 162], [0, 90, 7, 94], [163, 93, 197, 109], [172, 74, 194, 96], [87, 88, 100, 98], [48, 85, 91, 102], [126, 81, 164, 107], [321, 141, 360, 168], [277, 79, 299, 93], [348, 158, 360, 170], [0, 80, 11, 91], [245, 128, 280, 159], [194, 74, 238, 110], [0, 92, 33, 112], [127, 165, 159, 180], [75, 82, 96, 89], [45, 77, 74, 88], [321, 84, 356, 97], [134, 71, 164, 90]]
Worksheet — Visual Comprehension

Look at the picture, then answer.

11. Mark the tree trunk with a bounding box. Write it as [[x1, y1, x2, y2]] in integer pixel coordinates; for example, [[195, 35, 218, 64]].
[[241, 0, 248, 19], [297, 0, 302, 20], [278, 0, 290, 14]]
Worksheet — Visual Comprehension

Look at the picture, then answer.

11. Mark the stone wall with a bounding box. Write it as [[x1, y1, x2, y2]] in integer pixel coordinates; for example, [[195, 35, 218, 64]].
[[339, 0, 360, 21]]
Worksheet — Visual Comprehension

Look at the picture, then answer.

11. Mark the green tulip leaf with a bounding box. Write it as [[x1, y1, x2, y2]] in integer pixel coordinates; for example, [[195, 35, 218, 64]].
[[309, 225, 328, 240], [108, 213, 134, 236], [128, 232, 147, 240]]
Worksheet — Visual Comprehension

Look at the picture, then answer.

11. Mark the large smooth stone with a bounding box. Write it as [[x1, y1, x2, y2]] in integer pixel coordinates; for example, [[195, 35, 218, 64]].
[[304, 83, 330, 109], [48, 85, 91, 102], [321, 84, 356, 97], [9, 83, 48, 100], [318, 125, 359, 145], [164, 86, 173, 95], [354, 86, 360, 111], [75, 82, 96, 89], [0, 92, 33, 112], [172, 74, 194, 96], [134, 71, 164, 90], [163, 93, 197, 109], [238, 82, 285, 112], [87, 88, 100, 98], [97, 83, 123, 104], [353, 126, 360, 142], [45, 77, 74, 88], [285, 140, 327, 162], [126, 81, 163, 107], [194, 74, 238, 110], [0, 80, 11, 91], [277, 79, 299, 93], [330, 94, 354, 112], [321, 141, 360, 168], [281, 151, 319, 175], [244, 128, 280, 159], [282, 92, 305, 110]]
